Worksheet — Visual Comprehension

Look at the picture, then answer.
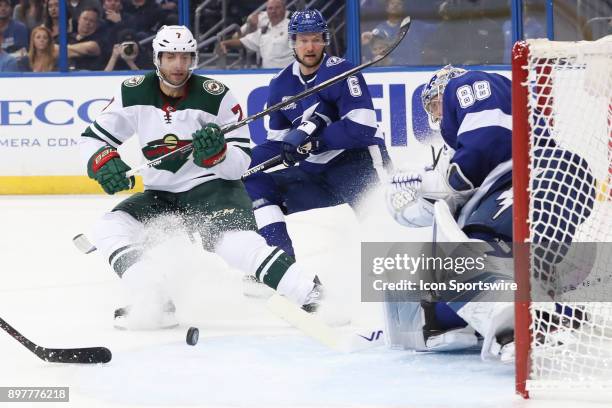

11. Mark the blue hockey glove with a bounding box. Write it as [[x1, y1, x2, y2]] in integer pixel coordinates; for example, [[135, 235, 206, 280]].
[[280, 115, 326, 167]]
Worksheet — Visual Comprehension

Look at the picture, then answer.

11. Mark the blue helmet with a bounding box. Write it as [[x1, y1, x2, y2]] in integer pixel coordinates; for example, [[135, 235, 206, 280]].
[[288, 9, 330, 47]]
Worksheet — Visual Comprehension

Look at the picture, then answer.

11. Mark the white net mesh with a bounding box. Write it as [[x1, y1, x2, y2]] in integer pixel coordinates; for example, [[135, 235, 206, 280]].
[[524, 36, 612, 391]]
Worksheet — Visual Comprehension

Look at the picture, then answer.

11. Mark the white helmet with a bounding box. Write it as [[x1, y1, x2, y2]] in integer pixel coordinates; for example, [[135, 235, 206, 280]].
[[152, 25, 198, 88]]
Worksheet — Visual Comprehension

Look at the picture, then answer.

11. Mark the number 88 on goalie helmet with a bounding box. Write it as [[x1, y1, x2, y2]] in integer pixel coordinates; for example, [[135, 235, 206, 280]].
[[421, 64, 466, 123], [152, 25, 198, 88]]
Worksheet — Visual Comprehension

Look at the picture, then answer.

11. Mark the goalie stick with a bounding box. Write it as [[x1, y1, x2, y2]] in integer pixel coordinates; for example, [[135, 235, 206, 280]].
[[266, 294, 384, 353], [0, 317, 112, 364], [124, 16, 412, 179]]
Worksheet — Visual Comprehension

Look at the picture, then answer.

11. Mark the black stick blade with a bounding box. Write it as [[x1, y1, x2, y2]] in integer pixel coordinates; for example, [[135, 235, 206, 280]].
[[40, 347, 112, 364]]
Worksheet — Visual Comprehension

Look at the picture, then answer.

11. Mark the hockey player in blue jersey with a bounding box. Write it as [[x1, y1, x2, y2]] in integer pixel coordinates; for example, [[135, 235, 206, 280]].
[[384, 65, 596, 361], [244, 9, 388, 262]]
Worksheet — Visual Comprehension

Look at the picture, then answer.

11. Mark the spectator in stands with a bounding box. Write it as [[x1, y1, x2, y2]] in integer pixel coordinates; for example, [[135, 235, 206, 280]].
[[157, 0, 177, 17], [68, 0, 103, 33], [101, 0, 129, 43], [360, 0, 385, 16], [0, 0, 28, 55], [66, 7, 106, 70], [17, 25, 57, 71], [122, 0, 162, 38], [368, 34, 393, 66], [361, 0, 438, 65], [13, 0, 44, 30], [239, 3, 290, 37], [103, 28, 152, 71], [428, 0, 505, 64], [227, 0, 259, 30], [218, 0, 292, 69], [0, 28, 18, 70], [44, 0, 64, 42]]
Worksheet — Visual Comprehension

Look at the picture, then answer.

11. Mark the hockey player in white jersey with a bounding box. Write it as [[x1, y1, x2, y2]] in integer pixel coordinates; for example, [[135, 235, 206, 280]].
[[80, 25, 322, 329]]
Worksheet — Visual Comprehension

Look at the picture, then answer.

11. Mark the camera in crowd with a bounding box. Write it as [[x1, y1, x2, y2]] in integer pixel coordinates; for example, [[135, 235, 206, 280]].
[[121, 41, 138, 58]]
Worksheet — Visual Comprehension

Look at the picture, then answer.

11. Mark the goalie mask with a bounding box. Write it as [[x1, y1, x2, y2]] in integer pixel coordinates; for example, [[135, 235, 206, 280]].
[[421, 65, 467, 123], [152, 25, 198, 88]]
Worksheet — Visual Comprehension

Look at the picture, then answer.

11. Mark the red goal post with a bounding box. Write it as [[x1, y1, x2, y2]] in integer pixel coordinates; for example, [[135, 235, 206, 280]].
[[512, 36, 612, 399]]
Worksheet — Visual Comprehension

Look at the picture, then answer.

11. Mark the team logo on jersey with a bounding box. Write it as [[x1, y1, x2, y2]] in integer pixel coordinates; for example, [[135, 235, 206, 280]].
[[123, 76, 145, 87], [203, 79, 225, 95], [142, 134, 191, 173], [280, 96, 297, 110], [163, 134, 179, 149], [326, 56, 344, 67], [493, 189, 513, 220]]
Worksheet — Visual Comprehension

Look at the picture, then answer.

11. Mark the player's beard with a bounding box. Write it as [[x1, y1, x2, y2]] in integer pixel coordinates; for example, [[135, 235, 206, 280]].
[[294, 49, 324, 69], [159, 70, 191, 89]]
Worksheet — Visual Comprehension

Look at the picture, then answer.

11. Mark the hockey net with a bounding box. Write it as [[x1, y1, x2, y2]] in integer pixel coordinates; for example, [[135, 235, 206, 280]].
[[512, 36, 612, 398]]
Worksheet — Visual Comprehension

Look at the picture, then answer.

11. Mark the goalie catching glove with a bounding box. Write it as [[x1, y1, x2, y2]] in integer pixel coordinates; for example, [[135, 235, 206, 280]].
[[192, 123, 227, 168], [386, 159, 476, 227], [87, 146, 135, 195], [386, 172, 435, 228]]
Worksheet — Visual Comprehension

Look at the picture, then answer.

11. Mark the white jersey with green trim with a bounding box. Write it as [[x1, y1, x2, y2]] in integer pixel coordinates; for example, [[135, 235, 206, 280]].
[[79, 72, 252, 193]]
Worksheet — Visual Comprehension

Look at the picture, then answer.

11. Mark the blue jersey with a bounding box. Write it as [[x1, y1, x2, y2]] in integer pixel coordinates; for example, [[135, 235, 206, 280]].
[[440, 71, 512, 188], [266, 54, 383, 172]]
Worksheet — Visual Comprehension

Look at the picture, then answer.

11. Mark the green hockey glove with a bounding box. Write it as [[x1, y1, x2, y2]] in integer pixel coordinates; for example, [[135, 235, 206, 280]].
[[192, 123, 227, 168], [87, 146, 134, 195]]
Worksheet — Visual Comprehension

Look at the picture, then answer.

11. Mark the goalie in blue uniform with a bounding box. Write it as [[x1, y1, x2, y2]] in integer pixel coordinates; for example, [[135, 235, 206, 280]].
[[385, 66, 596, 361], [244, 10, 389, 260]]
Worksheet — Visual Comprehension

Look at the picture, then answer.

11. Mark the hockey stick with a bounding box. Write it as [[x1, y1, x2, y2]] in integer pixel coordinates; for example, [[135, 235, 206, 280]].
[[73, 233, 97, 254], [431, 145, 443, 169], [125, 16, 412, 179], [266, 295, 385, 352], [0, 317, 112, 364]]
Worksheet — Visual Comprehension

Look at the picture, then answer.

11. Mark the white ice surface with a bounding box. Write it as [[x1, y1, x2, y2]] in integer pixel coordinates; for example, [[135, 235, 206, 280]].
[[1, 193, 610, 408]]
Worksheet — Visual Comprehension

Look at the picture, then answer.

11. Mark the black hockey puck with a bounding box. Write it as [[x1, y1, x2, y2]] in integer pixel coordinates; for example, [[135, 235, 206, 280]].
[[186, 327, 199, 346]]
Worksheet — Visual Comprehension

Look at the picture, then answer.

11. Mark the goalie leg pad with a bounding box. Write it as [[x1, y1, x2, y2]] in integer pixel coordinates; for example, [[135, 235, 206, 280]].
[[422, 301, 477, 352], [383, 300, 478, 352], [455, 301, 514, 361], [425, 326, 479, 352], [433, 200, 471, 243], [433, 201, 515, 360]]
